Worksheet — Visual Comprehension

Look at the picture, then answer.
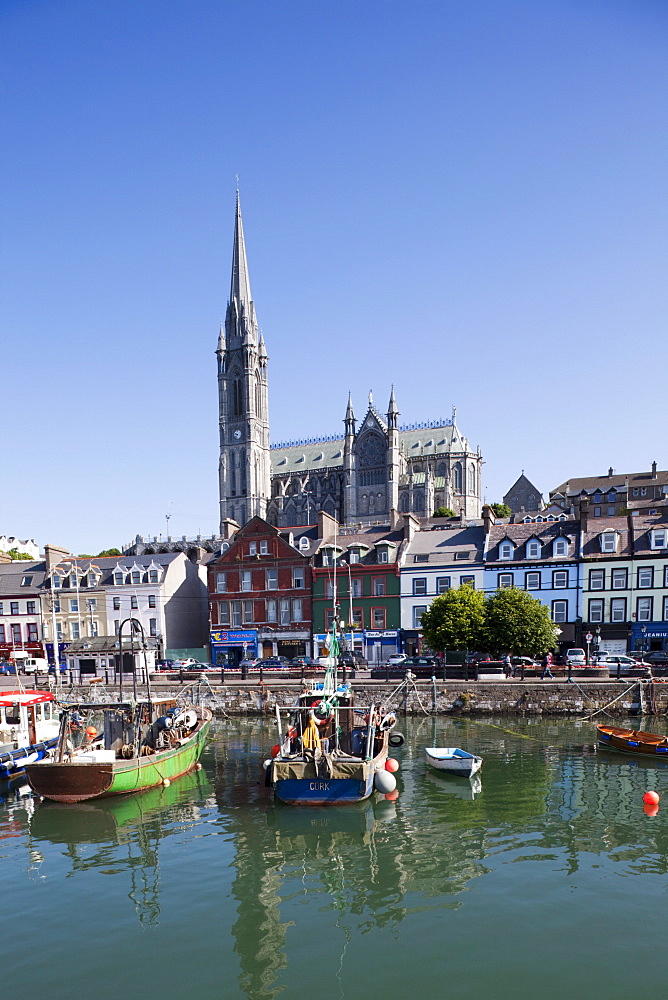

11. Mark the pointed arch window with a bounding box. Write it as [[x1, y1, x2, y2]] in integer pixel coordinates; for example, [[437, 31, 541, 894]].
[[468, 463, 476, 494], [255, 372, 262, 417], [232, 377, 243, 416], [453, 463, 462, 494]]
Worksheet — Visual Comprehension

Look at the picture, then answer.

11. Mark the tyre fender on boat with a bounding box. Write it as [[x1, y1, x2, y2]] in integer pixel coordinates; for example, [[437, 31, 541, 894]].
[[389, 732, 405, 748]]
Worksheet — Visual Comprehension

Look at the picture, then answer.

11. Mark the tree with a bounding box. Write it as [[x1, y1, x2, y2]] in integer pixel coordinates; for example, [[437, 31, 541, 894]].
[[419, 585, 487, 653], [433, 506, 456, 518], [491, 503, 512, 518], [6, 549, 32, 560], [485, 588, 557, 658], [97, 547, 121, 557]]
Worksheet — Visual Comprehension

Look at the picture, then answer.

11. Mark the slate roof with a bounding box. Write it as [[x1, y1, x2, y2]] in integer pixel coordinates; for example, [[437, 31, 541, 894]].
[[0, 561, 47, 596], [270, 423, 471, 476], [551, 469, 668, 497], [403, 526, 485, 565], [486, 521, 578, 562]]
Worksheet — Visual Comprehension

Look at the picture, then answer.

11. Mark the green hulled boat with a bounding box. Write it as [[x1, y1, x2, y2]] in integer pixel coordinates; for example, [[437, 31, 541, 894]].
[[25, 698, 211, 803]]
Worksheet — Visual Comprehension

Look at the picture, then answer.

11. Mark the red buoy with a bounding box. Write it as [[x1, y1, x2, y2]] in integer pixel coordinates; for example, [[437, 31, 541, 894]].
[[643, 790, 660, 805], [385, 758, 399, 773], [385, 790, 399, 802], [271, 744, 281, 758], [644, 802, 660, 817]]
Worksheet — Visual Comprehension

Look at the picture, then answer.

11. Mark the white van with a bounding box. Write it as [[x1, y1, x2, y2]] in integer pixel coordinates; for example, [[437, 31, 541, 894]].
[[19, 657, 49, 675]]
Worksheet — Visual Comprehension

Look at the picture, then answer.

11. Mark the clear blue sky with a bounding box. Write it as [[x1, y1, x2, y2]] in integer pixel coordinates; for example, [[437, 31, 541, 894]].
[[2, 0, 666, 554]]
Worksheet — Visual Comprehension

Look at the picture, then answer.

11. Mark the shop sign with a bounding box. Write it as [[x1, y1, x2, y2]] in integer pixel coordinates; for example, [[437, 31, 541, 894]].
[[365, 630, 399, 639], [210, 629, 257, 645]]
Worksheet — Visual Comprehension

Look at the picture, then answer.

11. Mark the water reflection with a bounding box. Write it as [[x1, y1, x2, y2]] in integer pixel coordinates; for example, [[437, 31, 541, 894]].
[[27, 768, 213, 926]]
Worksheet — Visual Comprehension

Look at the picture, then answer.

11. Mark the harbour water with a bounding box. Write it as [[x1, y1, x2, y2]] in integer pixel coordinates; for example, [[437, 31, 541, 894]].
[[2, 715, 668, 1000]]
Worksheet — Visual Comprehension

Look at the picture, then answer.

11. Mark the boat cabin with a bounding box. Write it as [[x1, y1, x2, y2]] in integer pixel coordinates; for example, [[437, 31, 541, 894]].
[[0, 691, 59, 752]]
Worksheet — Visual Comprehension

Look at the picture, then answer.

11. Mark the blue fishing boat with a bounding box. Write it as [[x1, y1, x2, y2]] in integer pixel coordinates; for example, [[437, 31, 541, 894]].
[[0, 690, 60, 782], [266, 629, 401, 806]]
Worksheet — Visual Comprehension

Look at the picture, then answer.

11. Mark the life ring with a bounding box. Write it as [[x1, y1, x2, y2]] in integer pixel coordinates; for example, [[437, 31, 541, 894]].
[[389, 732, 405, 748], [310, 700, 334, 726]]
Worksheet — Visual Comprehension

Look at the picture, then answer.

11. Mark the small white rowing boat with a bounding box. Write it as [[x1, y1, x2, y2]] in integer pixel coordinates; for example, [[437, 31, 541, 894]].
[[425, 747, 482, 778]]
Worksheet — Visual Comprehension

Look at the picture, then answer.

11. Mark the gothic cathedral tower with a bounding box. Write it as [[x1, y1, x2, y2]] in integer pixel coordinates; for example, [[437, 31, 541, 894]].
[[217, 193, 270, 529]]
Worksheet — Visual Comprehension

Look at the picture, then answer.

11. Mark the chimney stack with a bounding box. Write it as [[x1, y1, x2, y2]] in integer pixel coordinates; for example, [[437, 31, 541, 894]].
[[652, 461, 657, 479], [608, 467, 613, 477]]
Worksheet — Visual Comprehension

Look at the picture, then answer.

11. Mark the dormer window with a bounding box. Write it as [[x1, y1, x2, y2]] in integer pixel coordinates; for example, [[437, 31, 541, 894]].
[[553, 538, 568, 557], [499, 541, 514, 560], [526, 539, 541, 559], [349, 550, 360, 564], [377, 549, 389, 564], [600, 532, 618, 553], [114, 571, 124, 585], [299, 536, 309, 552], [651, 528, 667, 550]]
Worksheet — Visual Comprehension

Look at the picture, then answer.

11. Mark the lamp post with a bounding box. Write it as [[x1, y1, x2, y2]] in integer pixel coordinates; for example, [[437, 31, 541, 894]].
[[641, 625, 647, 659]]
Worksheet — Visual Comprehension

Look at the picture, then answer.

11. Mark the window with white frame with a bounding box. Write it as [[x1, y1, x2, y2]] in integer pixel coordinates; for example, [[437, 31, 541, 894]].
[[525, 572, 540, 590], [292, 599, 303, 622], [349, 550, 360, 563], [498, 573, 513, 589], [149, 619, 157, 636], [266, 568, 278, 590], [588, 599, 603, 623], [612, 568, 627, 589], [460, 576, 475, 587], [665, 565, 668, 588], [663, 596, 668, 621], [589, 569, 605, 590], [413, 578, 427, 596], [436, 577, 451, 593], [26, 600, 36, 614], [325, 580, 334, 599], [216, 572, 226, 593], [10, 601, 19, 615], [299, 536, 309, 551], [611, 598, 626, 622], [232, 601, 242, 627], [373, 577, 386, 597], [351, 578, 362, 598], [413, 605, 427, 628], [148, 595, 156, 608], [279, 599, 290, 625], [552, 600, 568, 623], [637, 597, 652, 622], [377, 549, 389, 564], [113, 597, 120, 610], [553, 570, 568, 589], [249, 542, 257, 556], [131, 596, 138, 610], [241, 571, 252, 592], [260, 540, 269, 555], [499, 541, 514, 560], [292, 567, 305, 589], [600, 532, 617, 553], [149, 570, 159, 584], [372, 607, 386, 629], [651, 529, 667, 549], [553, 538, 568, 557], [132, 571, 141, 585], [114, 572, 123, 585], [526, 540, 541, 559], [71, 622, 80, 640], [638, 567, 653, 588], [219, 603, 230, 625], [70, 599, 79, 613], [243, 600, 254, 623], [266, 599, 277, 622]]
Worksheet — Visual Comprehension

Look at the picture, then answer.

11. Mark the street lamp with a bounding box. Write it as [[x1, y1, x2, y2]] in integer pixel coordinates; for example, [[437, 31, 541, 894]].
[[641, 625, 647, 657]]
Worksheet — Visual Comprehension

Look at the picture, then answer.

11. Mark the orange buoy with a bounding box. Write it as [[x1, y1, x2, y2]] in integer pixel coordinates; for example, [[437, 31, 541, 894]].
[[385, 758, 399, 773], [271, 744, 281, 758], [385, 790, 399, 802], [643, 790, 660, 805], [85, 726, 97, 738], [644, 802, 659, 817]]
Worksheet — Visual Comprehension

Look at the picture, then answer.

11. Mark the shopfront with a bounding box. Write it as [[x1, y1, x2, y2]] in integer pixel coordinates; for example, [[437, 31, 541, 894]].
[[364, 630, 400, 664], [210, 629, 258, 666], [630, 624, 668, 655]]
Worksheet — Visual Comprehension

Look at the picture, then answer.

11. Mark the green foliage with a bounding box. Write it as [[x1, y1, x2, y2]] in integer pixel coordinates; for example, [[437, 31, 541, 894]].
[[96, 547, 121, 557], [433, 506, 457, 518], [491, 503, 512, 518], [7, 549, 32, 560], [485, 588, 557, 658], [77, 553, 93, 558], [419, 585, 487, 653]]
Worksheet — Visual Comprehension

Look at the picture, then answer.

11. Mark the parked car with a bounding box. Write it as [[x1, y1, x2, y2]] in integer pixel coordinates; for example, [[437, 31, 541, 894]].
[[288, 656, 318, 667], [387, 653, 408, 665], [594, 654, 650, 676], [510, 656, 540, 669], [645, 651, 668, 665], [171, 658, 198, 670], [259, 656, 290, 668], [156, 659, 175, 671], [338, 651, 366, 668], [565, 648, 587, 666], [239, 658, 261, 670], [0, 661, 17, 675]]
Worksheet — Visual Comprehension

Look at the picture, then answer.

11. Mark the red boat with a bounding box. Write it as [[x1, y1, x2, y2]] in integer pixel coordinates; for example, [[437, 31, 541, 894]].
[[597, 724, 668, 758]]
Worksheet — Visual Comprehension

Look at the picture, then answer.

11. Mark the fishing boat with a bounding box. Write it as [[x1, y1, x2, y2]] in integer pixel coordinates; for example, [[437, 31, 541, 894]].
[[596, 724, 668, 758], [0, 690, 60, 782], [424, 747, 483, 778], [25, 697, 211, 803], [265, 628, 401, 806]]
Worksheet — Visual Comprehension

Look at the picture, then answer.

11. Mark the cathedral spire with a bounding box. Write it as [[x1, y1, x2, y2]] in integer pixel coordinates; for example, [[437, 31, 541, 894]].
[[344, 392, 356, 436], [230, 189, 252, 308], [387, 385, 398, 429]]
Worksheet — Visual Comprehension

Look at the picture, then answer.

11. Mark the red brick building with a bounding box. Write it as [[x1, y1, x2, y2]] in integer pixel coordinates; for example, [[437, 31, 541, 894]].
[[207, 516, 316, 664]]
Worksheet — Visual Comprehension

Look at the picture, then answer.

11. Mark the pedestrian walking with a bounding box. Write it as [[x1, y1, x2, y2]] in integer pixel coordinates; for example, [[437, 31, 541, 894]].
[[541, 651, 554, 679]]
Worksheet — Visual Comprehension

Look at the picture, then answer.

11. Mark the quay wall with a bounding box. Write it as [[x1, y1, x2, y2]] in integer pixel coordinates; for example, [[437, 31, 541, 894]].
[[26, 676, 668, 717]]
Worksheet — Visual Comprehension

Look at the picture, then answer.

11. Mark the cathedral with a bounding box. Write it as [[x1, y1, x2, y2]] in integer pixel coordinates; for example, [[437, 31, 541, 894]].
[[217, 195, 483, 530]]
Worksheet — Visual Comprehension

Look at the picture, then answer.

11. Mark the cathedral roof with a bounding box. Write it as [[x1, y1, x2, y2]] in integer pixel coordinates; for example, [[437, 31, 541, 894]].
[[270, 422, 472, 476]]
